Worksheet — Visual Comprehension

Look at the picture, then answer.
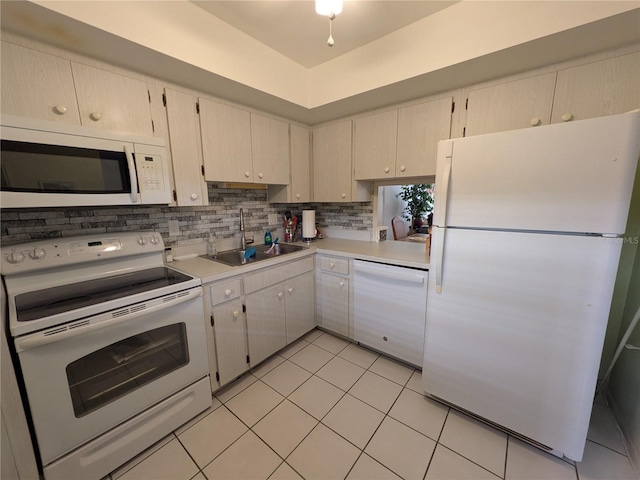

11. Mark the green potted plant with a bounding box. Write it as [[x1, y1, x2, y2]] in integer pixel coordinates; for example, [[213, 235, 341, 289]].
[[397, 183, 434, 230]]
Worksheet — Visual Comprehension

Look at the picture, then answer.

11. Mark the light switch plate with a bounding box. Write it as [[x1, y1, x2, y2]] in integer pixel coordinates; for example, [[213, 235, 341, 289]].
[[268, 213, 279, 225], [168, 220, 180, 237]]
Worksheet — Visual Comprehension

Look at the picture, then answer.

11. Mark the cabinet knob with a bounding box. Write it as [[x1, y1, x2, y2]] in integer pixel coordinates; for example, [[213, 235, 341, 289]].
[[295, 193, 301, 199], [339, 281, 345, 288], [244, 171, 251, 178], [190, 193, 199, 200], [53, 105, 67, 115], [530, 117, 541, 126], [225, 289, 232, 296], [341, 193, 346, 199], [561, 113, 574, 122], [89, 112, 102, 121], [330, 262, 335, 269], [258, 172, 264, 179], [288, 287, 294, 294], [278, 292, 284, 299], [399, 165, 406, 172], [384, 167, 390, 174], [233, 310, 240, 318]]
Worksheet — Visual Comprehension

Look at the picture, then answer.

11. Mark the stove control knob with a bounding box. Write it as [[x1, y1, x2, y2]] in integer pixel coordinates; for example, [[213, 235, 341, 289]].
[[6, 250, 25, 265], [137, 236, 148, 246], [150, 235, 160, 245], [29, 247, 46, 260]]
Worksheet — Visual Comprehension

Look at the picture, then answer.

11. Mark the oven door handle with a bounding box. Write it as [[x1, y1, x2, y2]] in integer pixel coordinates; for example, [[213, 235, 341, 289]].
[[15, 288, 202, 352]]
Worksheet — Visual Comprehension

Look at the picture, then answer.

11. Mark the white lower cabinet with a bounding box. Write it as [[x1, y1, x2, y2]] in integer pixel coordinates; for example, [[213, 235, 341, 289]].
[[244, 257, 315, 367], [317, 255, 351, 338], [204, 277, 248, 390], [245, 284, 287, 367]]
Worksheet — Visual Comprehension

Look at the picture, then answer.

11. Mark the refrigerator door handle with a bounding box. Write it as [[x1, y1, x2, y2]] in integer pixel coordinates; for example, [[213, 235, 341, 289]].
[[435, 227, 445, 293], [438, 146, 453, 228]]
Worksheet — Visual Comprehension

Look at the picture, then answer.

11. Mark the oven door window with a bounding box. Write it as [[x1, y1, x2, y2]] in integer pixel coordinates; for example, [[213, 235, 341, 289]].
[[0, 140, 131, 194], [66, 323, 188, 417]]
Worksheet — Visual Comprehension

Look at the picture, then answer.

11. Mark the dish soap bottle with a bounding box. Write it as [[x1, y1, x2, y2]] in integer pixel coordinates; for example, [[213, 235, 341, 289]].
[[264, 231, 272, 246]]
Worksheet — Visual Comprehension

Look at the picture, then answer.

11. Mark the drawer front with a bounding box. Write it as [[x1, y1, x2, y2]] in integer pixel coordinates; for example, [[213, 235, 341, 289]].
[[209, 278, 242, 305], [320, 256, 349, 275], [244, 256, 314, 294]]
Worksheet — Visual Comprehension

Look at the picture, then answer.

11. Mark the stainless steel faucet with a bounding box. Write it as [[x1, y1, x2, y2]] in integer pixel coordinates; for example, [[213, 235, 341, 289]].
[[239, 208, 253, 250]]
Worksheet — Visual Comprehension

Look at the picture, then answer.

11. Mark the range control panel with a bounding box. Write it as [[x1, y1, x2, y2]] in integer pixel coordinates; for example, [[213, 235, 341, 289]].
[[1, 232, 164, 275]]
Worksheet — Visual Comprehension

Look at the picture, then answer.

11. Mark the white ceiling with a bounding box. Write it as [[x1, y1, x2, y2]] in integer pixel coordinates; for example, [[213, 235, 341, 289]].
[[191, 1, 458, 68]]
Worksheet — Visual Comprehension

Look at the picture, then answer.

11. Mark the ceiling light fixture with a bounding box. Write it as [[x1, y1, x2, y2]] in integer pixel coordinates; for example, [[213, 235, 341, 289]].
[[315, 0, 343, 47]]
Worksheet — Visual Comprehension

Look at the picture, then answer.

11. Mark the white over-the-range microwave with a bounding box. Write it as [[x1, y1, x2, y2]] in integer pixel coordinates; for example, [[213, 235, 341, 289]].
[[1, 115, 172, 208]]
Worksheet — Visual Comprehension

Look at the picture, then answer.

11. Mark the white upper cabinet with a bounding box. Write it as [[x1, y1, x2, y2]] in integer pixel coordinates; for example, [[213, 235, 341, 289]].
[[250, 113, 290, 185], [396, 97, 453, 178], [199, 98, 254, 183], [465, 73, 557, 137], [354, 97, 453, 180], [268, 124, 311, 203], [354, 110, 398, 180], [163, 88, 207, 206], [1, 42, 81, 125], [313, 120, 354, 202], [71, 63, 153, 136], [551, 52, 640, 124]]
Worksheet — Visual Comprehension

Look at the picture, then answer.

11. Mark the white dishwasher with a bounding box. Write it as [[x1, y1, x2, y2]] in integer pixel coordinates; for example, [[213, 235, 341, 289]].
[[353, 259, 428, 367]]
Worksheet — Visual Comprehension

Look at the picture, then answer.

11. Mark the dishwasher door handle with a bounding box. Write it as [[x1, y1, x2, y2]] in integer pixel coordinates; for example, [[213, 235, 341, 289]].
[[354, 264, 425, 284]]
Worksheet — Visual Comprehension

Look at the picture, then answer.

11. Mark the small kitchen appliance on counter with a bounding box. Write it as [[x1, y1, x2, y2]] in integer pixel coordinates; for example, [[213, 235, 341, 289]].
[[1, 232, 211, 479]]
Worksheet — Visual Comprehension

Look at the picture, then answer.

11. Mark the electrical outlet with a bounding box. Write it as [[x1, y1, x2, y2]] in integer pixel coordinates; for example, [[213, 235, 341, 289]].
[[268, 213, 278, 225], [168, 220, 180, 237]]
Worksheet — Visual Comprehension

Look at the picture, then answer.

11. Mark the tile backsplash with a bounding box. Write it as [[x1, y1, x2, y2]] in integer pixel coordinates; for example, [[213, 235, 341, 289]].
[[0, 185, 373, 246]]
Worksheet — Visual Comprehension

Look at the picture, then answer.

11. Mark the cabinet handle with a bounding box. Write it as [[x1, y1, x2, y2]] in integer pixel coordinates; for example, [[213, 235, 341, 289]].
[[329, 262, 335, 269], [384, 167, 390, 173], [399, 165, 406, 172], [89, 112, 102, 121], [341, 193, 346, 199], [530, 117, 541, 126], [233, 310, 240, 318], [288, 287, 294, 294], [295, 193, 301, 199], [190, 193, 199, 200], [339, 281, 345, 287], [53, 105, 67, 115], [258, 172, 264, 179], [561, 113, 574, 122], [278, 292, 284, 299], [225, 289, 232, 296], [244, 171, 251, 178]]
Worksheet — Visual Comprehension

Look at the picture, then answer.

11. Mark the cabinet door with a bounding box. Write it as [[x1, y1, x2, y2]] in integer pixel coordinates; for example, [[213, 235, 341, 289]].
[[268, 124, 312, 203], [465, 73, 556, 136], [251, 113, 290, 185], [71, 63, 153, 136], [319, 273, 349, 337], [211, 300, 248, 386], [284, 272, 315, 344], [199, 98, 253, 182], [354, 110, 398, 180], [164, 88, 207, 206], [397, 97, 453, 178], [1, 42, 80, 125], [245, 284, 287, 366], [313, 120, 353, 202], [551, 52, 640, 124]]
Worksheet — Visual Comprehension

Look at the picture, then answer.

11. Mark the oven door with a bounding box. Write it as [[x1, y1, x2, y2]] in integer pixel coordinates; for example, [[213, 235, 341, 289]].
[[15, 286, 208, 466]]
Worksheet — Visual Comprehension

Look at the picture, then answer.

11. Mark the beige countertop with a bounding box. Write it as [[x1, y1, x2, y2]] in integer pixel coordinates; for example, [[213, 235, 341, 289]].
[[169, 238, 430, 284]]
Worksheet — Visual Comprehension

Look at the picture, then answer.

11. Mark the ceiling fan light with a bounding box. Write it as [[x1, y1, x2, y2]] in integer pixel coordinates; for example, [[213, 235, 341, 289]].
[[315, 0, 343, 17]]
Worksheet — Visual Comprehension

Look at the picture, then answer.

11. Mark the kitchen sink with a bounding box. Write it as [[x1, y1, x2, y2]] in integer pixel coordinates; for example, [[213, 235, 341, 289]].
[[203, 243, 306, 267]]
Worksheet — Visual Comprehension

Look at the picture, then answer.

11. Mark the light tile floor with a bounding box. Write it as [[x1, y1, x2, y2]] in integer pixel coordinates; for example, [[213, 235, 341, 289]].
[[110, 329, 638, 480]]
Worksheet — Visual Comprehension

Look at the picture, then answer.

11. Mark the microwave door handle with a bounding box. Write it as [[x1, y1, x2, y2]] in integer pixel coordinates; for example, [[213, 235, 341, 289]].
[[124, 144, 139, 203]]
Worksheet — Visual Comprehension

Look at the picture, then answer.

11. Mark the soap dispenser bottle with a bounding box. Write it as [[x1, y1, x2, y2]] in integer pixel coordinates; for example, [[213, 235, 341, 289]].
[[264, 231, 272, 246]]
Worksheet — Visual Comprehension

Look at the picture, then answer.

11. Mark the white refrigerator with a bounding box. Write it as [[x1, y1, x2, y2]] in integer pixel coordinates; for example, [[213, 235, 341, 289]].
[[422, 111, 640, 462]]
